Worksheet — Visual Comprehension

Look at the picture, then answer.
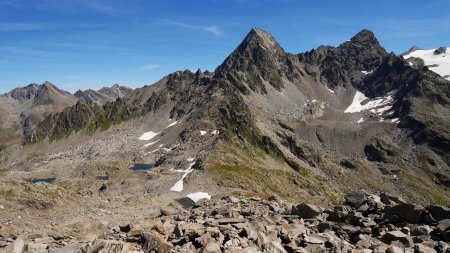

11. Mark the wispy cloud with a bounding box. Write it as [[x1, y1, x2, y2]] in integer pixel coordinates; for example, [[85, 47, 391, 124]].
[[168, 21, 223, 36], [0, 22, 46, 32], [205, 26, 221, 36], [141, 64, 161, 70], [0, 0, 136, 16]]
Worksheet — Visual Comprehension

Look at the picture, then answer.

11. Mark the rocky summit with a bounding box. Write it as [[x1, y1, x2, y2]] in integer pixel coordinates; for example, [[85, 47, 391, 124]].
[[0, 28, 449, 252]]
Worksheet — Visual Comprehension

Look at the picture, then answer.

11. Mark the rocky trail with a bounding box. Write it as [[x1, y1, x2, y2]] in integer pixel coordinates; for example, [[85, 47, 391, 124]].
[[2, 191, 449, 253]]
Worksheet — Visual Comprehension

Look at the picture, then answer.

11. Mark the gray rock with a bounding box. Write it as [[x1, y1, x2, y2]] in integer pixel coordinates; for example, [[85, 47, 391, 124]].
[[427, 205, 450, 221], [381, 231, 414, 247], [203, 242, 221, 253], [380, 192, 406, 206], [415, 243, 437, 253], [303, 234, 329, 244], [264, 241, 287, 253], [386, 246, 404, 253], [174, 223, 183, 238], [49, 246, 80, 253], [385, 203, 425, 223], [292, 203, 322, 219], [25, 243, 48, 253], [411, 225, 433, 236], [436, 219, 450, 241], [345, 191, 368, 209], [142, 231, 173, 253], [4, 237, 25, 253]]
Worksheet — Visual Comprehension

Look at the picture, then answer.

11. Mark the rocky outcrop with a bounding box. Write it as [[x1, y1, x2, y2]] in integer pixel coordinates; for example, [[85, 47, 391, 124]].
[[2, 192, 449, 252]]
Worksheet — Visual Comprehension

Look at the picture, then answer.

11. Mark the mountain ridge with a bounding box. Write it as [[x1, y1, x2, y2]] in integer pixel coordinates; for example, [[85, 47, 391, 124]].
[[2, 28, 450, 209]]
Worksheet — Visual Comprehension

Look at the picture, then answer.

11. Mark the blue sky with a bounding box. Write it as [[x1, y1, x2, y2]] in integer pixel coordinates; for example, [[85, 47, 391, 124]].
[[0, 0, 449, 94]]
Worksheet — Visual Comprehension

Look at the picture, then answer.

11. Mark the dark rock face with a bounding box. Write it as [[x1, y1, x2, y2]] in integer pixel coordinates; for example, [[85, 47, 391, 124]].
[[434, 47, 447, 55], [215, 28, 303, 93], [298, 29, 387, 89]]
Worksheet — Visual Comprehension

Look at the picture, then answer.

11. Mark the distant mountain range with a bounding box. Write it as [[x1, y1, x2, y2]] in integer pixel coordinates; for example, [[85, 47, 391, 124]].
[[0, 82, 131, 149]]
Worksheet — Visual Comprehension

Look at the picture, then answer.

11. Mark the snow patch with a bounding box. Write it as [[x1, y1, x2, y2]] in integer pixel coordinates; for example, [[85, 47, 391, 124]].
[[211, 130, 219, 135], [143, 141, 158, 147], [404, 48, 450, 81], [391, 118, 400, 123], [187, 157, 195, 162], [356, 118, 364, 124], [166, 120, 179, 128], [187, 192, 211, 202], [344, 91, 394, 114], [138, 131, 159, 141], [200, 131, 207, 136], [361, 70, 373, 75], [327, 87, 335, 94], [170, 162, 196, 192]]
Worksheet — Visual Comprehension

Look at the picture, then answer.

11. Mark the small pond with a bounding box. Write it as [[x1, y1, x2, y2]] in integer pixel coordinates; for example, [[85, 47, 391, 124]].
[[130, 164, 154, 171], [31, 178, 56, 184], [95, 176, 109, 180]]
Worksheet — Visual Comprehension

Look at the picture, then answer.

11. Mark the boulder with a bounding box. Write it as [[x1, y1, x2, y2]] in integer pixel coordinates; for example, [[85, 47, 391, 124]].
[[384, 203, 425, 223], [411, 225, 433, 236], [344, 191, 368, 209], [4, 237, 25, 253], [381, 231, 414, 247], [264, 241, 287, 253], [203, 242, 221, 253], [386, 246, 404, 253], [292, 203, 322, 219], [49, 246, 80, 253], [415, 243, 437, 253], [426, 205, 450, 221], [142, 231, 173, 253], [436, 219, 450, 241], [380, 192, 406, 206], [25, 243, 48, 253], [328, 205, 352, 222], [174, 223, 183, 238]]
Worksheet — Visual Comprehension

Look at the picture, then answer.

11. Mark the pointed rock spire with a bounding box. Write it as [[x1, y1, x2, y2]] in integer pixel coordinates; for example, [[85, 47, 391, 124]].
[[214, 28, 288, 93]]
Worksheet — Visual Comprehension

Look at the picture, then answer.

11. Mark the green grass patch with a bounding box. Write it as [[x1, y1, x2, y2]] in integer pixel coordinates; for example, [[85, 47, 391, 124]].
[[400, 172, 450, 206]]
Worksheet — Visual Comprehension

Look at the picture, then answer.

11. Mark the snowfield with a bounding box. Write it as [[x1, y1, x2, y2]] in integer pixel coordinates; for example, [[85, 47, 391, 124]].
[[403, 47, 450, 81], [138, 131, 159, 141], [170, 160, 196, 192], [187, 192, 211, 202], [345, 91, 394, 114]]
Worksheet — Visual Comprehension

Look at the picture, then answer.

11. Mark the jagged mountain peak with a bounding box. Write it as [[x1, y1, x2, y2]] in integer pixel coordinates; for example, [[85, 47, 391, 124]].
[[348, 29, 376, 43], [340, 29, 385, 52], [241, 28, 282, 52], [214, 28, 290, 93]]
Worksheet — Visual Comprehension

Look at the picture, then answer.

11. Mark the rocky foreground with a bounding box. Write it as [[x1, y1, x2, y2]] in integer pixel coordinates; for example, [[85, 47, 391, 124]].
[[2, 191, 450, 253]]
